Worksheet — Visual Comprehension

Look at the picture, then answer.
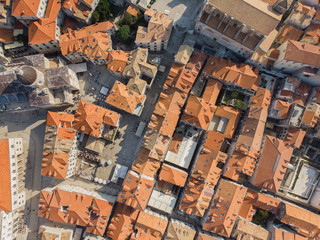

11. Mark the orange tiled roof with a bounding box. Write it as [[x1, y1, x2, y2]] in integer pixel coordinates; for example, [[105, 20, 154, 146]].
[[203, 179, 247, 237], [253, 136, 293, 193], [214, 105, 241, 139], [293, 82, 311, 106], [60, 22, 114, 60], [275, 100, 291, 119], [225, 89, 271, 181], [72, 100, 120, 137], [159, 164, 188, 187], [181, 95, 216, 130], [284, 40, 320, 68], [180, 131, 226, 217], [46, 111, 74, 128], [42, 112, 77, 180], [239, 189, 281, 221], [198, 234, 221, 240], [276, 25, 303, 44], [126, 5, 139, 17], [279, 202, 320, 239], [284, 127, 306, 148], [303, 24, 320, 45], [131, 211, 168, 240], [0, 139, 12, 213], [107, 50, 129, 74], [28, 0, 61, 45], [164, 51, 206, 94], [12, 0, 41, 16], [204, 57, 261, 92], [118, 171, 154, 211], [302, 101, 320, 127], [106, 81, 146, 114], [202, 78, 223, 105], [38, 188, 113, 236], [107, 203, 140, 240], [273, 226, 308, 240], [132, 147, 161, 178]]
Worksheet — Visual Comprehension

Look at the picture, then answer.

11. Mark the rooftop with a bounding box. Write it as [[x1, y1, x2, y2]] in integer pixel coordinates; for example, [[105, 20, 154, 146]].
[[118, 170, 154, 211], [158, 164, 188, 187], [204, 57, 261, 91], [204, 179, 247, 237], [136, 9, 173, 44], [0, 139, 12, 213], [38, 187, 113, 236], [106, 81, 146, 115], [253, 136, 293, 193]]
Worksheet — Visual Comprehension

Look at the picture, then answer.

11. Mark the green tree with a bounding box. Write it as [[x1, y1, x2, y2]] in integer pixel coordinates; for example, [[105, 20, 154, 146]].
[[116, 25, 131, 44], [120, 13, 137, 27], [92, 11, 100, 23], [231, 91, 239, 99]]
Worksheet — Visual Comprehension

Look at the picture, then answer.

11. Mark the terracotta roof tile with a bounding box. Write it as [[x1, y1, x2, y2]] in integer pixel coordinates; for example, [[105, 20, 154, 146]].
[[198, 234, 221, 240], [0, 29, 13, 43], [180, 131, 226, 217], [239, 189, 281, 221], [118, 170, 154, 211], [126, 5, 139, 17], [0, 139, 12, 213], [276, 24, 303, 44], [132, 147, 161, 178], [214, 105, 242, 139], [253, 136, 293, 193], [72, 100, 120, 137], [204, 57, 261, 91], [279, 202, 320, 238], [39, 188, 113, 235], [159, 164, 188, 187], [203, 179, 247, 237], [106, 81, 146, 114], [302, 101, 320, 127], [12, 0, 41, 16], [284, 127, 306, 148], [107, 203, 139, 240], [107, 50, 129, 74], [131, 211, 168, 240]]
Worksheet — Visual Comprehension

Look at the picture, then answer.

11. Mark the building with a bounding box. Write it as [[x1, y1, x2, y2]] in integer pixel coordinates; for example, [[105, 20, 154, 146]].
[[0, 138, 25, 240], [106, 81, 146, 116], [284, 2, 315, 29], [72, 100, 120, 138], [179, 131, 227, 217], [42, 112, 79, 179], [12, 0, 48, 26], [224, 88, 271, 181], [239, 189, 281, 221], [203, 56, 261, 92], [123, 48, 157, 94], [278, 202, 320, 238], [165, 219, 196, 240], [62, 0, 100, 23], [268, 225, 308, 240], [38, 225, 73, 240], [210, 105, 242, 139], [231, 217, 271, 240], [131, 210, 168, 240], [38, 186, 115, 236], [0, 54, 80, 110], [273, 24, 303, 48], [301, 23, 320, 45], [203, 179, 247, 237], [28, 0, 64, 53], [118, 170, 154, 211], [60, 21, 115, 64], [107, 49, 129, 76], [301, 101, 320, 127], [135, 9, 173, 52], [273, 40, 320, 86], [195, 0, 283, 58], [107, 203, 140, 240], [166, 51, 207, 94], [252, 136, 293, 193], [174, 45, 193, 65]]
